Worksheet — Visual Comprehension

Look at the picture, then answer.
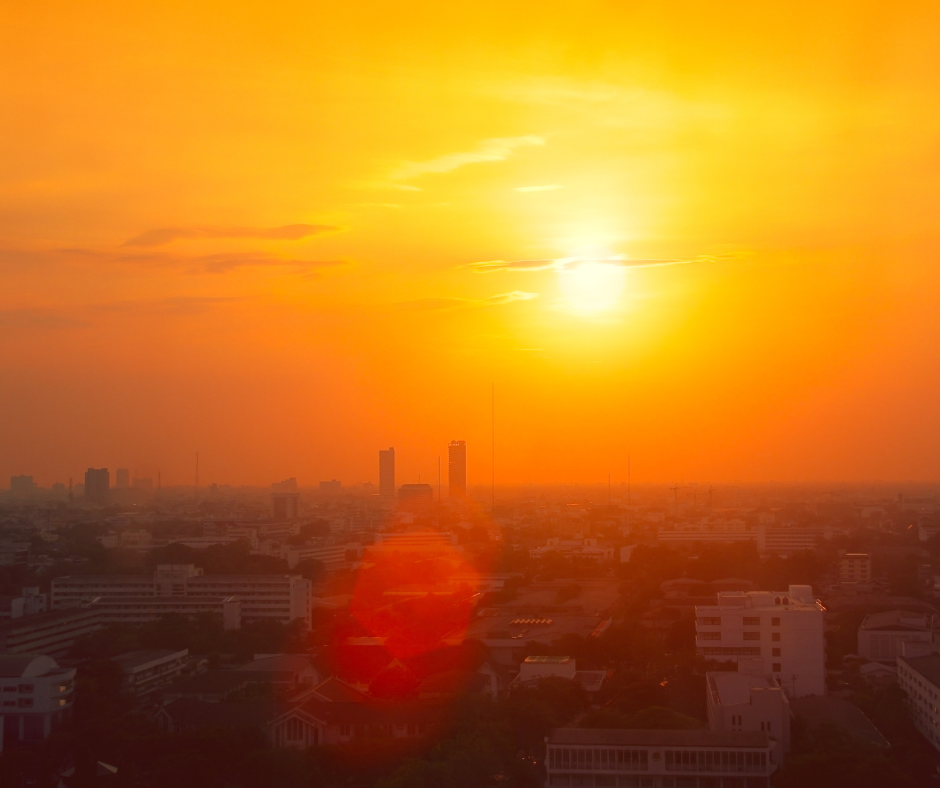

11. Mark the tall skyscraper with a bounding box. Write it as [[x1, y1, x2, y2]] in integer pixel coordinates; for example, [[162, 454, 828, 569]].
[[116, 468, 130, 488], [84, 468, 110, 505], [379, 448, 395, 498], [448, 440, 467, 498]]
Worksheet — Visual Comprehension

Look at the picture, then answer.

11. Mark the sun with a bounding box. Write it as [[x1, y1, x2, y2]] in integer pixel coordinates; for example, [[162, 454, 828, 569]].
[[559, 261, 627, 314]]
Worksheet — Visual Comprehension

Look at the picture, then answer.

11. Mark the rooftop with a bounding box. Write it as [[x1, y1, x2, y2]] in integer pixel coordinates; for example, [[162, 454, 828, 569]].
[[0, 653, 60, 678], [790, 696, 888, 748], [113, 649, 188, 671], [525, 656, 572, 664], [860, 610, 930, 632], [548, 728, 770, 748], [707, 671, 778, 706], [900, 653, 940, 688]]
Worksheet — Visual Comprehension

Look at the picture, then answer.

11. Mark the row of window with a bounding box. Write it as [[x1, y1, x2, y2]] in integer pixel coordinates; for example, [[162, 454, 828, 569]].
[[548, 773, 770, 786], [664, 751, 767, 773], [549, 749, 648, 771], [697, 618, 781, 627], [700, 633, 781, 642], [2, 685, 32, 693]]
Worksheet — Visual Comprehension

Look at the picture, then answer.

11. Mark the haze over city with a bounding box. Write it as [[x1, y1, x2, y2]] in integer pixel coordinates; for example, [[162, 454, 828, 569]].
[[5, 2, 940, 788], [5, 2, 940, 487]]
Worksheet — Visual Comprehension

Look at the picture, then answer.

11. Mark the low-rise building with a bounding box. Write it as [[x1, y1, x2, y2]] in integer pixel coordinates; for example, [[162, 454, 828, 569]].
[[897, 643, 940, 752], [543, 728, 779, 787], [89, 595, 242, 630], [0, 608, 103, 658], [0, 654, 75, 745], [510, 656, 607, 696], [839, 553, 872, 584], [706, 671, 791, 753], [858, 610, 933, 664], [113, 649, 189, 697], [695, 585, 825, 698], [530, 538, 614, 562]]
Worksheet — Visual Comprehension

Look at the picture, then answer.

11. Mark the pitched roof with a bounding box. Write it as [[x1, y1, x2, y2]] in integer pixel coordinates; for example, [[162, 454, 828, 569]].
[[310, 676, 369, 703]]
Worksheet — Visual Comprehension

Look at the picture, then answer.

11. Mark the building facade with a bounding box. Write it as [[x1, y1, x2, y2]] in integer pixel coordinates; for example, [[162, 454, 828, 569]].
[[51, 566, 312, 627], [695, 585, 825, 698], [448, 441, 467, 498], [114, 649, 189, 697], [706, 671, 791, 754], [84, 468, 110, 505], [0, 608, 103, 657], [839, 553, 872, 584], [858, 610, 933, 663], [0, 654, 75, 746], [379, 448, 395, 499], [897, 648, 940, 752], [544, 728, 778, 788]]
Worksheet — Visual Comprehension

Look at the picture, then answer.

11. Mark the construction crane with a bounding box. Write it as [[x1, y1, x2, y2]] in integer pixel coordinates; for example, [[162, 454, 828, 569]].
[[669, 484, 689, 517]]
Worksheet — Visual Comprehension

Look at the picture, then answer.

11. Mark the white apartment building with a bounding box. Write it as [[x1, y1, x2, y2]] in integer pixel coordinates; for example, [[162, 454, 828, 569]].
[[695, 585, 825, 698], [281, 542, 359, 571], [706, 670, 791, 754], [0, 654, 75, 744], [51, 565, 312, 628], [897, 643, 940, 752], [756, 524, 825, 556], [544, 728, 778, 788], [858, 610, 933, 663]]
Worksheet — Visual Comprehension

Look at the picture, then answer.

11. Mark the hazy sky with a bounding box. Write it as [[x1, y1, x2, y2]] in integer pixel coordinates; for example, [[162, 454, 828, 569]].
[[3, 1, 940, 487]]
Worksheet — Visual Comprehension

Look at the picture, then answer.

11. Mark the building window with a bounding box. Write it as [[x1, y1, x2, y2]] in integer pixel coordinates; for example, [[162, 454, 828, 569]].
[[771, 617, 780, 626], [772, 648, 781, 657], [743, 632, 761, 641], [772, 663, 781, 672], [700, 617, 721, 626], [743, 617, 760, 626], [18, 698, 33, 708], [18, 684, 33, 693], [772, 633, 780, 642], [702, 632, 721, 641]]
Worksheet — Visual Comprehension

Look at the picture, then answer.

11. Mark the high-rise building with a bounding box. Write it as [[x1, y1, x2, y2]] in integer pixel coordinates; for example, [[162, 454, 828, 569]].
[[398, 483, 434, 512], [272, 491, 300, 521], [84, 468, 110, 505], [10, 475, 36, 496], [448, 440, 467, 497], [379, 448, 395, 498], [116, 468, 130, 488]]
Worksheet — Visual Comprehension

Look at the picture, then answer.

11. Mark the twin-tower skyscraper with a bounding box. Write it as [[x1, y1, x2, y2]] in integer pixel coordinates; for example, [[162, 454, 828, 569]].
[[379, 441, 467, 500]]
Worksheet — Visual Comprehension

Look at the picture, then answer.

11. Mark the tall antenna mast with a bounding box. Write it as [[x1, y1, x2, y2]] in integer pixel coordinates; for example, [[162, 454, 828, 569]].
[[491, 382, 495, 518], [194, 452, 199, 501], [627, 454, 632, 528], [437, 456, 441, 502]]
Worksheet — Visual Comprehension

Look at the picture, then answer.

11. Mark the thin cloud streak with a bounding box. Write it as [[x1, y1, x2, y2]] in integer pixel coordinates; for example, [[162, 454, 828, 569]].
[[395, 290, 539, 311], [466, 254, 737, 273], [123, 223, 342, 247], [515, 185, 563, 192], [390, 136, 544, 181]]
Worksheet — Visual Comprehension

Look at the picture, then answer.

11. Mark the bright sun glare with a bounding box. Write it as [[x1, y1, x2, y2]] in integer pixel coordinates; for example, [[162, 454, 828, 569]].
[[559, 261, 626, 314]]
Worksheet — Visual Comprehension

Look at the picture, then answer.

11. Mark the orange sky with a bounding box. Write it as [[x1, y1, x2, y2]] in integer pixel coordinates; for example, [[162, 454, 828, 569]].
[[3, 1, 940, 487]]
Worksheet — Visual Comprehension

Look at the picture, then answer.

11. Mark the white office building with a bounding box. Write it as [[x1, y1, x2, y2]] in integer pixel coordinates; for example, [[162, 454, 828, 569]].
[[51, 565, 312, 628], [706, 670, 791, 754], [695, 585, 825, 698], [897, 643, 940, 752]]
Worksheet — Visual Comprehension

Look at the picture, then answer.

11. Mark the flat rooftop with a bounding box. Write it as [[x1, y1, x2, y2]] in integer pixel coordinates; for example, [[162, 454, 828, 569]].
[[707, 671, 777, 706]]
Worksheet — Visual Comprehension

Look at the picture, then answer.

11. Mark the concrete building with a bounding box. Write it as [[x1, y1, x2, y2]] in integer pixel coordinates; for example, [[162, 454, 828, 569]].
[[318, 479, 342, 494], [706, 670, 791, 754], [448, 441, 467, 498], [0, 655, 75, 746], [281, 542, 358, 571], [52, 565, 312, 628], [272, 491, 300, 521], [695, 585, 825, 698], [0, 608, 103, 658], [897, 643, 940, 752], [398, 483, 434, 512], [84, 468, 110, 505], [0, 588, 47, 621], [89, 595, 242, 630], [113, 649, 189, 697], [840, 553, 872, 584], [657, 520, 756, 545], [858, 610, 933, 663], [115, 468, 130, 489], [371, 531, 458, 557], [757, 524, 825, 556], [530, 538, 615, 563], [9, 476, 35, 496], [379, 448, 395, 499], [510, 656, 607, 695], [544, 728, 779, 787]]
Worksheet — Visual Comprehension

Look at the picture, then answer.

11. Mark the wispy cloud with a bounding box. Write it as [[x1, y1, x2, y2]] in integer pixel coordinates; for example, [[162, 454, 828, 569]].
[[123, 223, 342, 247], [59, 247, 348, 276], [396, 290, 539, 311], [390, 136, 544, 182], [515, 184, 563, 193], [466, 254, 736, 273]]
